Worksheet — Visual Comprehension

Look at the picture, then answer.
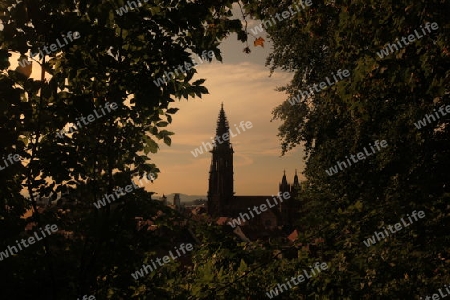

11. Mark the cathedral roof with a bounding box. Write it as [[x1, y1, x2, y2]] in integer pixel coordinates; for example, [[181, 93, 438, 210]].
[[215, 103, 231, 146]]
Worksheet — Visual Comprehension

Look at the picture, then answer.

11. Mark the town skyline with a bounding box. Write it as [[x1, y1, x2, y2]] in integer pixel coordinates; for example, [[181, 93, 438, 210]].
[[137, 30, 305, 196], [10, 15, 305, 196]]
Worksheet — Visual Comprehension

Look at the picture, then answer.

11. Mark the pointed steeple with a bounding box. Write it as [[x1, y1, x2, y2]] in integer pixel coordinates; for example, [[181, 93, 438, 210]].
[[279, 170, 290, 194], [293, 169, 299, 185], [281, 169, 288, 185], [207, 104, 234, 217], [214, 103, 230, 146]]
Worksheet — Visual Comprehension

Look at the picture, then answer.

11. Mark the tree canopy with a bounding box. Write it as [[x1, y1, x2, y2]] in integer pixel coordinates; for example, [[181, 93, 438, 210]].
[[0, 0, 449, 299], [0, 0, 247, 298], [242, 0, 450, 298]]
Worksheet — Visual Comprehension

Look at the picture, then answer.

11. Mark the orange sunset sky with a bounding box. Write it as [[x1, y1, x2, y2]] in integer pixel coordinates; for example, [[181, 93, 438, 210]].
[[8, 14, 306, 197], [148, 32, 306, 196]]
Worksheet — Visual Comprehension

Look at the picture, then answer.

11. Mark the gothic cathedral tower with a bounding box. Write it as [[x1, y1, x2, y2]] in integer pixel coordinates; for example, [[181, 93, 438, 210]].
[[207, 104, 234, 217], [279, 170, 301, 227]]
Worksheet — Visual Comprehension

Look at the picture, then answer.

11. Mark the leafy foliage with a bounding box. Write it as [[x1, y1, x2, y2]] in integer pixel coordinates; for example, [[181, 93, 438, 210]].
[[240, 0, 450, 298], [2, 0, 448, 298], [0, 0, 248, 298]]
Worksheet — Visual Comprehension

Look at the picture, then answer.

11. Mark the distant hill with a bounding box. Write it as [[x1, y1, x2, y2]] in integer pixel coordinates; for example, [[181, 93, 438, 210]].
[[157, 193, 207, 204]]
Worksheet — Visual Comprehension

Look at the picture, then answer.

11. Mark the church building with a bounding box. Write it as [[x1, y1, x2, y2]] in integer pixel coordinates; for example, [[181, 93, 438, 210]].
[[207, 104, 301, 229]]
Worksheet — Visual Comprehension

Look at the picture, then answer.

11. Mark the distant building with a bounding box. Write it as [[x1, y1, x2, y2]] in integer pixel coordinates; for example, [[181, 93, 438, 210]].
[[173, 194, 181, 210], [207, 104, 301, 229], [161, 194, 167, 205]]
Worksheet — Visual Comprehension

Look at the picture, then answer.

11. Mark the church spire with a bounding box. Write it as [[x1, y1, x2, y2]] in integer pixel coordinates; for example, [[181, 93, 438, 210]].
[[293, 169, 299, 185], [207, 104, 234, 217], [214, 103, 231, 147], [279, 170, 290, 194], [281, 169, 288, 185]]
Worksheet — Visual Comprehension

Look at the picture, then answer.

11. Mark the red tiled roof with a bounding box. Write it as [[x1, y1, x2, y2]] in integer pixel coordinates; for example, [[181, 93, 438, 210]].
[[216, 217, 230, 225], [288, 229, 299, 242]]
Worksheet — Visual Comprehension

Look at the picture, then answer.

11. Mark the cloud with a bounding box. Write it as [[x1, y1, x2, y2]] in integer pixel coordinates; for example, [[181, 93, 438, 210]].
[[148, 59, 303, 195], [7, 37, 304, 196]]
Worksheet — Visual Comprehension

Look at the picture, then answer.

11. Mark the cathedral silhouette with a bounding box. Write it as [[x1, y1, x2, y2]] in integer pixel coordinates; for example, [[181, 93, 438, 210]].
[[207, 104, 301, 229]]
